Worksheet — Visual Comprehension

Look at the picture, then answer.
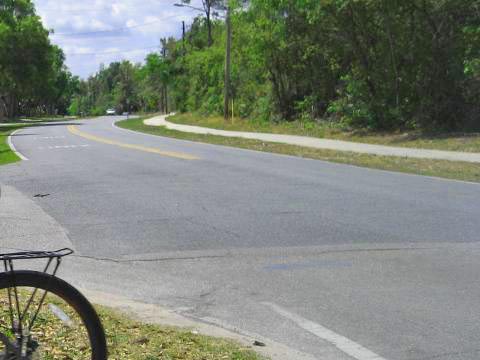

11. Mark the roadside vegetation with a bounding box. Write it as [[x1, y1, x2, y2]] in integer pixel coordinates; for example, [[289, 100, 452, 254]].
[[0, 120, 77, 167], [0, 125, 24, 166], [0, 291, 262, 360], [68, 1, 480, 135], [99, 306, 262, 360], [169, 113, 480, 153], [0, 2, 78, 121], [20, 115, 77, 122], [118, 117, 480, 183], [3, 1, 479, 145]]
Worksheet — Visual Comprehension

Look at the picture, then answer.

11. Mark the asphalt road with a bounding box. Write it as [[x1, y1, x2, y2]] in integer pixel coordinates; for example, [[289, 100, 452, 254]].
[[1, 116, 480, 360]]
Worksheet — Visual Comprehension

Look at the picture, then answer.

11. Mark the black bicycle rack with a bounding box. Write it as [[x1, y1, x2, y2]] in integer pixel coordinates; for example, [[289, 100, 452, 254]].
[[0, 248, 74, 271], [0, 248, 74, 337]]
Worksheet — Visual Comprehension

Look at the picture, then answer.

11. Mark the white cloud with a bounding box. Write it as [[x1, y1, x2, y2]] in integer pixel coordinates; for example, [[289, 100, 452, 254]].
[[33, 0, 205, 77], [126, 19, 138, 27], [112, 3, 127, 16], [90, 19, 111, 31], [63, 46, 95, 55]]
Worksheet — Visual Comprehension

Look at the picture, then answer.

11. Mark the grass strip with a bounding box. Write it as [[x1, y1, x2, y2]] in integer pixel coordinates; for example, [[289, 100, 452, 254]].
[[0, 124, 28, 166], [98, 306, 263, 360], [117, 117, 480, 183], [169, 113, 480, 153], [0, 290, 263, 360], [0, 120, 80, 166]]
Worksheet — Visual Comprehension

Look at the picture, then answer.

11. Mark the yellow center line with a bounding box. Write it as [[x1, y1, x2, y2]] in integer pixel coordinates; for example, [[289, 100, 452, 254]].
[[67, 125, 199, 160]]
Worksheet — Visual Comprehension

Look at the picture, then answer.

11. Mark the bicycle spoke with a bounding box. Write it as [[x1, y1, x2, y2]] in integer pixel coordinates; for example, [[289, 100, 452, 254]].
[[26, 289, 49, 333], [19, 287, 39, 324], [5, 287, 14, 335], [0, 249, 104, 359], [2, 261, 14, 336], [19, 257, 54, 327], [5, 261, 24, 337]]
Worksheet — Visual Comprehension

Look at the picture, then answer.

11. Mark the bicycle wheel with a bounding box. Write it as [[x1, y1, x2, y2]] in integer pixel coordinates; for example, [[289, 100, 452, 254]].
[[0, 270, 107, 360]]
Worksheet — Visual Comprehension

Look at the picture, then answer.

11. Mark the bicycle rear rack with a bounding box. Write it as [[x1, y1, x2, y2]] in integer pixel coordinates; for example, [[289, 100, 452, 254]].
[[0, 248, 73, 262], [0, 248, 74, 283], [0, 248, 73, 273], [0, 248, 75, 337]]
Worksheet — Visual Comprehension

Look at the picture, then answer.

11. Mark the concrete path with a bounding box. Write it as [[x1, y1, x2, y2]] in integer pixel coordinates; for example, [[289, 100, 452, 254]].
[[0, 120, 73, 127], [145, 114, 480, 163], [0, 122, 26, 126]]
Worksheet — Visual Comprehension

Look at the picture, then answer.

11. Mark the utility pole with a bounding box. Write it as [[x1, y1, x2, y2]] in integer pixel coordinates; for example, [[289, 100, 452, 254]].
[[182, 21, 186, 53], [206, 0, 213, 47], [161, 38, 169, 114], [223, 0, 231, 121]]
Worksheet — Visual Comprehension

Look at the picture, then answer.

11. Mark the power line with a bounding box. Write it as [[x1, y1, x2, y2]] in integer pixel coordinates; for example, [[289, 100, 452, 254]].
[[66, 46, 160, 56], [52, 14, 185, 37], [37, 1, 195, 14], [38, 6, 110, 13]]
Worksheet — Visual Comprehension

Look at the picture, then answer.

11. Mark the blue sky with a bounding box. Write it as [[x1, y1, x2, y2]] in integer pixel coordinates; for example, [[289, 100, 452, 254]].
[[33, 0, 204, 78]]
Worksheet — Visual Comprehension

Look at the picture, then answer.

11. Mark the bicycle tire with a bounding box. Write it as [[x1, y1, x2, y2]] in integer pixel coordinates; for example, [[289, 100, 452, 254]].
[[0, 270, 107, 360]]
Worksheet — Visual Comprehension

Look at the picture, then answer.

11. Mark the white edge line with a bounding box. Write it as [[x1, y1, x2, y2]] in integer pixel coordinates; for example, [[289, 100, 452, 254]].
[[262, 302, 388, 360], [7, 129, 28, 161], [111, 118, 158, 138], [112, 119, 130, 131]]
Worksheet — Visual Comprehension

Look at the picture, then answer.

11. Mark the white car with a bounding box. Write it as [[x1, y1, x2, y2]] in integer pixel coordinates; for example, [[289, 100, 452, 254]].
[[106, 109, 116, 115]]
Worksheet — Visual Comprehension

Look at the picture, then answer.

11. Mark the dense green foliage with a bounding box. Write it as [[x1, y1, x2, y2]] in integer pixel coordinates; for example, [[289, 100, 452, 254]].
[[68, 60, 143, 116], [3, 0, 479, 131], [74, 0, 480, 131], [0, 0, 77, 120], [250, 0, 480, 131]]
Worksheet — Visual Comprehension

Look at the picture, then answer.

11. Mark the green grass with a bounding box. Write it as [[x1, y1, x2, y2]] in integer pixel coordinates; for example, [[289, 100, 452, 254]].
[[99, 306, 263, 360], [169, 113, 480, 153], [0, 117, 77, 125], [0, 119, 83, 166], [0, 124, 26, 165], [0, 289, 263, 360], [118, 117, 480, 183], [22, 115, 77, 121]]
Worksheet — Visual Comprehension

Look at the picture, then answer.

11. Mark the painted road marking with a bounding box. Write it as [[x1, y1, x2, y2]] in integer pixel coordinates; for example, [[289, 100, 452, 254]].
[[38, 145, 90, 150], [33, 136, 65, 140], [263, 302, 387, 360], [67, 125, 199, 160], [7, 130, 28, 161]]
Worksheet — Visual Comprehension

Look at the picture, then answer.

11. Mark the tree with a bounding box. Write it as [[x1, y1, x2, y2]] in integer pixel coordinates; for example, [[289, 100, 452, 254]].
[[0, 0, 69, 119], [65, 0, 480, 131], [112, 61, 139, 114], [144, 52, 172, 113], [181, 0, 226, 47]]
